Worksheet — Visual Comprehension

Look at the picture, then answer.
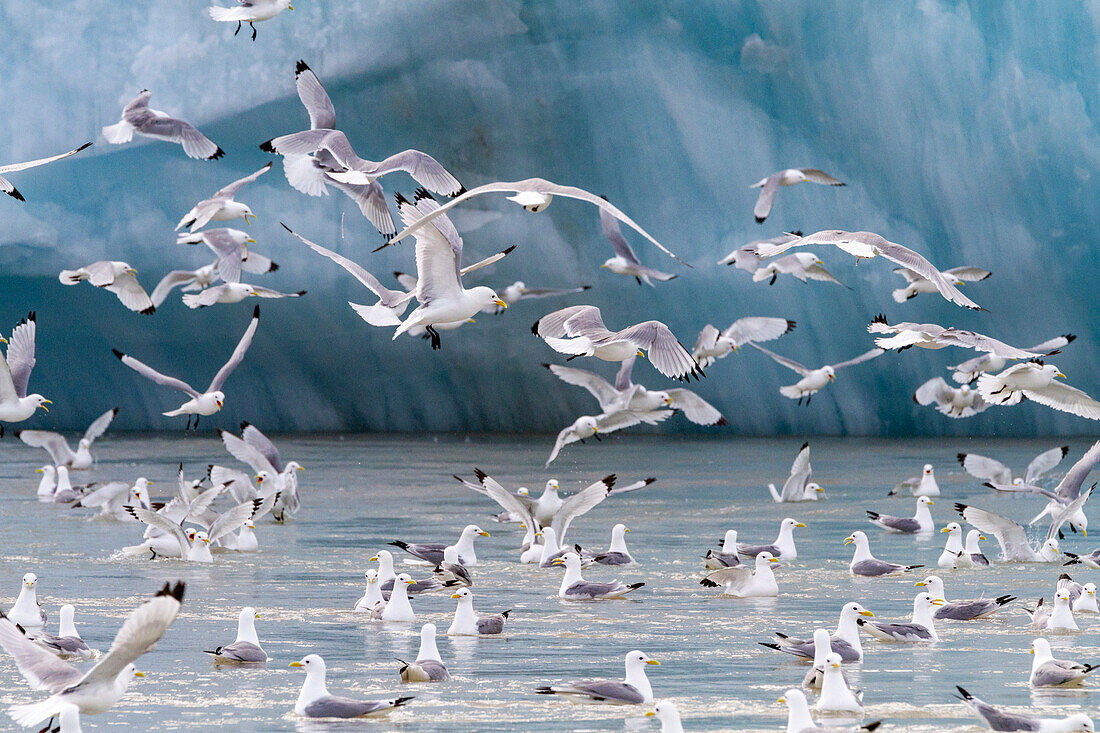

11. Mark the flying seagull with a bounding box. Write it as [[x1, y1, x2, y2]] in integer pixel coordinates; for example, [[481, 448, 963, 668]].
[[750, 342, 884, 404], [0, 142, 91, 202], [17, 408, 117, 469], [59, 261, 155, 314], [176, 163, 271, 231], [0, 313, 50, 437], [750, 168, 845, 223], [102, 90, 224, 160], [598, 205, 676, 285]]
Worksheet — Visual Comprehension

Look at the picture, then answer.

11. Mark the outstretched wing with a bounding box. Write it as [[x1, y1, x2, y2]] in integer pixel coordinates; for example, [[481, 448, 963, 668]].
[[219, 428, 277, 474], [798, 168, 845, 185], [284, 224, 406, 306], [616, 321, 701, 381], [599, 206, 640, 264], [295, 61, 337, 130], [114, 350, 199, 398], [665, 388, 725, 425], [207, 306, 260, 393], [546, 364, 620, 411], [830, 348, 885, 371], [722, 317, 795, 348], [1025, 446, 1069, 484], [240, 422, 283, 472], [17, 431, 74, 465], [782, 442, 812, 501], [956, 504, 1034, 561], [83, 407, 119, 444], [208, 499, 260, 541], [752, 173, 781, 222], [1053, 441, 1100, 501], [213, 163, 271, 200], [473, 468, 536, 527], [551, 475, 616, 542], [0, 617, 82, 692], [6, 313, 36, 398], [125, 507, 190, 556], [1022, 380, 1100, 421], [749, 342, 809, 376]]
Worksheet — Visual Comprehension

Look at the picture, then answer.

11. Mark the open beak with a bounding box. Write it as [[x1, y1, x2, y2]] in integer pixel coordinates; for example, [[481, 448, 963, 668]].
[[127, 268, 138, 275], [930, 599, 945, 606], [828, 374, 835, 381], [216, 400, 224, 410], [451, 593, 462, 599], [40, 399, 51, 412], [494, 299, 508, 308], [844, 537, 854, 546], [646, 659, 660, 666], [551, 558, 564, 566], [289, 661, 302, 667], [288, 3, 294, 8], [255, 476, 263, 485]]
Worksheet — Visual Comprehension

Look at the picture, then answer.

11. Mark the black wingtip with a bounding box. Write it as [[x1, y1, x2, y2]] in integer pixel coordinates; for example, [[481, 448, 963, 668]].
[[501, 244, 517, 255], [112, 348, 124, 360], [758, 642, 781, 650], [473, 467, 488, 482], [7, 187, 25, 202], [259, 139, 276, 153], [75, 141, 93, 153], [140, 306, 155, 315], [644, 477, 657, 485], [956, 453, 967, 465], [252, 304, 260, 319], [267, 261, 279, 273], [295, 59, 311, 75], [627, 582, 645, 590], [156, 581, 186, 603], [531, 319, 540, 336], [1064, 334, 1077, 343], [956, 685, 972, 700], [715, 417, 729, 426], [413, 187, 433, 203], [755, 215, 766, 223], [209, 147, 226, 161], [501, 609, 512, 619], [700, 578, 719, 587], [452, 185, 467, 197], [800, 441, 809, 450], [872, 313, 889, 325], [861, 723, 882, 732], [394, 191, 410, 206], [393, 696, 415, 707], [1061, 445, 1070, 458], [295, 290, 307, 296], [602, 474, 617, 490]]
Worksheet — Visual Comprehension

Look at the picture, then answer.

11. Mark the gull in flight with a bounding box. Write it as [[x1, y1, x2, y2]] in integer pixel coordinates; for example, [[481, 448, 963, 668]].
[[208, 0, 293, 40], [751, 252, 849, 288], [0, 581, 184, 727], [954, 497, 1085, 562], [0, 312, 50, 437], [149, 263, 220, 308], [113, 305, 260, 428], [175, 163, 270, 231], [546, 410, 673, 466], [59, 261, 155, 315], [382, 177, 688, 265], [978, 362, 1100, 420], [955, 686, 1093, 732], [958, 446, 1069, 487], [102, 91, 224, 160], [484, 280, 589, 314], [913, 378, 989, 419], [182, 282, 305, 309], [546, 356, 725, 426], [598, 205, 676, 285], [718, 233, 801, 268], [767, 442, 825, 502], [983, 441, 1100, 535], [750, 342, 884, 405], [219, 423, 305, 522], [755, 230, 983, 309], [176, 228, 275, 285], [750, 168, 845, 223], [867, 315, 1051, 357], [0, 142, 91, 202], [17, 408, 116, 469], [949, 334, 1074, 384], [892, 265, 990, 303], [535, 305, 702, 381], [691, 317, 795, 369]]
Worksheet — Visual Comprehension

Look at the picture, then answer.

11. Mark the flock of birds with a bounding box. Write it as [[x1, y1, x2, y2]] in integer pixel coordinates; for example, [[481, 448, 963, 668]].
[[1, 3, 1099, 731]]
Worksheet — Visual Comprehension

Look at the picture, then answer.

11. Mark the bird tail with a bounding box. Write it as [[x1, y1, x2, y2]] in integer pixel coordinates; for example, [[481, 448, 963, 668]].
[[101, 120, 134, 145], [162, 408, 187, 417], [779, 385, 802, 399], [995, 595, 1017, 606], [624, 582, 645, 593], [350, 301, 403, 328], [176, 232, 204, 245], [751, 267, 771, 283], [181, 294, 204, 309], [388, 540, 410, 551], [58, 269, 85, 285], [891, 287, 912, 303], [9, 698, 63, 727], [543, 336, 594, 356], [865, 511, 880, 521]]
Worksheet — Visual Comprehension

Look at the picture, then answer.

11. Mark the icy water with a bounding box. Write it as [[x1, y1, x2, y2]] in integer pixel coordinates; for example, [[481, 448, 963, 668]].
[[1, 434, 1098, 732]]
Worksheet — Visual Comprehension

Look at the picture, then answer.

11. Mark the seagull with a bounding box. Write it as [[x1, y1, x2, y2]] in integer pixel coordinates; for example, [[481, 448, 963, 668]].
[[913, 378, 989, 418], [751, 252, 848, 288], [149, 263, 221, 308], [868, 315, 1050, 357], [645, 701, 684, 733], [0, 581, 184, 727], [546, 356, 725, 426], [963, 530, 991, 567], [486, 281, 590, 314], [379, 574, 417, 623], [598, 205, 676, 285], [955, 500, 1076, 562], [589, 524, 635, 566], [209, 0, 292, 40], [956, 686, 1094, 731], [125, 498, 259, 563], [978, 362, 1100, 420], [35, 603, 93, 664], [0, 312, 50, 437], [535, 305, 702, 381], [844, 531, 923, 576], [1037, 589, 1080, 632], [779, 689, 882, 733], [176, 228, 274, 285], [546, 410, 673, 466], [182, 282, 305, 308], [890, 464, 940, 497], [102, 91, 223, 160], [7, 574, 47, 635], [959, 446, 1070, 487], [866, 497, 935, 534], [750, 168, 845, 223], [984, 441, 1100, 534], [938, 523, 966, 568], [813, 652, 862, 714], [431, 546, 472, 587], [353, 570, 384, 614], [705, 530, 742, 569], [691, 317, 796, 369], [367, 550, 444, 596], [699, 552, 780, 597], [72, 478, 152, 519], [857, 593, 942, 642], [892, 265, 990, 303], [447, 589, 509, 636], [754, 230, 983, 309], [390, 524, 489, 567], [761, 602, 874, 664], [536, 650, 659, 703], [17, 408, 116, 470], [1074, 583, 1099, 613], [718, 233, 801, 268], [34, 465, 56, 501], [750, 342, 885, 404], [949, 335, 1075, 384], [553, 552, 645, 600], [58, 262, 155, 314], [176, 163, 270, 231], [220, 423, 305, 520], [1030, 637, 1099, 687], [113, 305, 259, 428], [383, 177, 688, 265], [914, 575, 1015, 620], [289, 655, 413, 718], [397, 623, 449, 682], [767, 443, 825, 502], [203, 607, 266, 663], [0, 143, 92, 202], [738, 518, 805, 559]]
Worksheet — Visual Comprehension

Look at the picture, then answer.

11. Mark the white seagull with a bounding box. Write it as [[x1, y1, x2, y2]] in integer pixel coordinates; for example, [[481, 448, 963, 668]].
[[954, 499, 1080, 562], [767, 442, 825, 503], [182, 282, 305, 309], [752, 252, 848, 288], [892, 265, 990, 303], [289, 655, 412, 718], [958, 446, 1069, 487], [17, 408, 116, 469], [699, 552, 780, 597], [978, 362, 1100, 420], [598, 205, 676, 285], [983, 441, 1100, 535], [0, 143, 91, 202], [750, 168, 845, 223], [691, 317, 795, 369], [718, 233, 801, 268], [59, 261, 155, 314], [149, 263, 221, 308], [956, 686, 1094, 731], [913, 378, 989, 418], [750, 342, 884, 404], [949, 334, 1074, 384], [0, 313, 50, 437], [536, 650, 658, 703], [175, 163, 270, 231], [209, 0, 293, 40], [546, 410, 673, 466], [176, 228, 274, 285], [890, 464, 941, 497], [868, 316, 1050, 358], [102, 91, 223, 160]]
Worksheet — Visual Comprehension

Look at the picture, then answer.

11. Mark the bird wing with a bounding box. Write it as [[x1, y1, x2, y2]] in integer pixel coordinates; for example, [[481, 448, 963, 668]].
[[830, 348, 886, 370], [798, 168, 845, 185], [249, 285, 305, 299], [873, 240, 982, 310], [141, 114, 222, 160], [752, 173, 781, 222], [608, 477, 657, 496], [241, 423, 283, 472], [599, 206, 640, 264], [959, 453, 1011, 483], [956, 504, 1034, 561], [1023, 380, 1100, 421], [551, 475, 616, 541], [78, 582, 184, 687], [546, 424, 578, 467], [150, 269, 203, 307], [193, 229, 243, 284], [284, 224, 406, 306], [1046, 487, 1092, 541], [115, 352, 199, 398], [546, 364, 620, 412], [75, 481, 131, 509], [722, 317, 795, 347], [665, 388, 725, 425], [294, 61, 337, 130], [943, 266, 992, 282], [104, 271, 155, 314], [782, 443, 812, 501], [219, 429, 277, 474], [207, 499, 260, 542], [0, 618, 82, 693], [694, 324, 720, 355], [615, 321, 700, 380], [366, 150, 463, 197], [914, 377, 954, 407], [802, 262, 848, 287], [1053, 441, 1100, 501], [82, 407, 119, 445], [17, 431, 75, 465], [125, 508, 190, 556], [1026, 446, 1070, 484], [702, 565, 754, 591], [474, 468, 536, 527], [0, 142, 92, 175], [938, 328, 1045, 359], [749, 342, 810, 376], [213, 162, 271, 200], [207, 305, 260, 393], [1027, 334, 1075, 354], [892, 267, 924, 284], [326, 178, 396, 237], [6, 313, 36, 398], [240, 250, 277, 275], [396, 192, 464, 303], [516, 285, 589, 300], [718, 245, 760, 271]]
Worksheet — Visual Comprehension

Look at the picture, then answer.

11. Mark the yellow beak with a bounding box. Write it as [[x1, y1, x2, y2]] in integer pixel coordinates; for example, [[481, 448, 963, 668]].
[[288, 3, 294, 8], [297, 465, 305, 471], [289, 661, 302, 667], [777, 696, 787, 703], [860, 610, 874, 617], [369, 555, 378, 562], [636, 350, 645, 357], [134, 670, 145, 677], [624, 528, 630, 533], [1084, 529, 1088, 537], [36, 468, 43, 473], [940, 527, 950, 533], [451, 593, 462, 599], [646, 659, 660, 666], [644, 711, 655, 717], [551, 558, 564, 566], [479, 531, 491, 537], [930, 599, 945, 606], [828, 374, 835, 381], [915, 581, 926, 586], [979, 535, 986, 540], [1030, 648, 1035, 654], [927, 500, 934, 505], [795, 522, 806, 528], [768, 557, 780, 563], [844, 538, 854, 545], [1057, 372, 1067, 379], [494, 299, 508, 308], [405, 578, 416, 585]]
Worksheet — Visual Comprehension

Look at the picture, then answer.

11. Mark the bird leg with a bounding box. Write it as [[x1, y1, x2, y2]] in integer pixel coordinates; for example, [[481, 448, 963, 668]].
[[234, 20, 242, 35], [250, 22, 257, 41], [194, 415, 200, 429], [769, 273, 777, 286], [592, 433, 602, 442], [797, 396, 803, 406], [635, 276, 642, 285], [806, 394, 812, 406], [184, 414, 192, 431], [425, 325, 442, 350], [0, 424, 4, 438]]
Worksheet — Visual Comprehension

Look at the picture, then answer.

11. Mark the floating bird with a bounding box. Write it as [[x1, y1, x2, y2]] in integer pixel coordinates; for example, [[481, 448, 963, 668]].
[[289, 655, 413, 718], [779, 689, 881, 733], [891, 464, 940, 497], [645, 701, 684, 733], [813, 652, 862, 714], [914, 575, 1014, 620], [203, 607, 266, 663], [866, 497, 934, 534], [34, 465, 56, 500], [949, 334, 1075, 384], [353, 570, 384, 614], [913, 378, 989, 418], [978, 362, 1100, 420], [177, 228, 274, 285], [208, 0, 293, 40], [956, 685, 1094, 731], [598, 205, 676, 285], [219, 423, 305, 521], [857, 593, 942, 642], [176, 163, 270, 231], [1074, 583, 1098, 614], [432, 545, 473, 587], [380, 574, 417, 623], [125, 498, 258, 563], [699, 552, 780, 598], [691, 317, 795, 369], [938, 523, 966, 568], [368, 550, 445, 596], [845, 531, 922, 577], [705, 530, 741, 569], [750, 168, 845, 223], [553, 552, 644, 600], [102, 91, 223, 160], [738, 518, 805, 559], [963, 530, 991, 567], [447, 589, 509, 636], [589, 524, 635, 566], [536, 650, 658, 704], [59, 262, 155, 314], [113, 305, 260, 428], [0, 142, 91, 202], [767, 443, 825, 502], [1032, 589, 1079, 632], [750, 342, 884, 404], [6, 574, 47, 635], [892, 265, 990, 303], [397, 624, 449, 682], [17, 408, 116, 470], [72, 478, 152, 518], [762, 602, 874, 663], [1029, 637, 1098, 687], [390, 524, 489, 567], [0, 313, 50, 437]]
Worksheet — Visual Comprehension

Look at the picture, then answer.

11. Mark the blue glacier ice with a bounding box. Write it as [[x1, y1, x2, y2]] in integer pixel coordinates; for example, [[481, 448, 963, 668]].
[[0, 1, 1097, 435]]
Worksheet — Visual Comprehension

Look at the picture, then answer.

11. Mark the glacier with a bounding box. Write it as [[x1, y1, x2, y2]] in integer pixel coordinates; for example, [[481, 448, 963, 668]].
[[0, 0, 1097, 435]]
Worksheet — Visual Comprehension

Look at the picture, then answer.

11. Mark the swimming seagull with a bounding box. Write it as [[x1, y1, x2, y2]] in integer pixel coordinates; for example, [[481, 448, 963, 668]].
[[913, 378, 989, 418], [102, 91, 223, 160], [590, 524, 634, 565], [781, 690, 882, 733], [956, 686, 1094, 731], [353, 570, 384, 614], [844, 531, 923, 576], [892, 265, 990, 303], [705, 530, 741, 569], [209, 0, 292, 39], [432, 545, 472, 587], [367, 550, 444, 596], [691, 317, 796, 369], [289, 655, 413, 718], [149, 263, 221, 308], [447, 589, 509, 635], [34, 466, 56, 500], [761, 602, 874, 664], [535, 305, 702, 381], [1074, 584, 1098, 613], [914, 575, 1015, 620], [125, 498, 259, 563], [755, 230, 983, 309], [7, 574, 47, 635], [868, 316, 1049, 358], [17, 408, 116, 470], [0, 581, 184, 727], [1030, 637, 1098, 687], [718, 233, 802, 268], [813, 652, 863, 714], [598, 205, 675, 285], [963, 530, 990, 567], [536, 650, 659, 703], [978, 362, 1100, 420], [176, 163, 270, 231], [1036, 589, 1079, 632], [177, 228, 275, 285], [546, 411, 673, 466], [950, 334, 1075, 384], [0, 143, 91, 202], [767, 443, 825, 502], [938, 523, 966, 568], [383, 178, 688, 265], [866, 497, 934, 534], [0, 312, 51, 437], [113, 305, 260, 428], [750, 342, 884, 404], [72, 478, 152, 518], [738, 518, 805, 559], [984, 441, 1100, 535], [750, 168, 845, 223], [890, 464, 940, 497], [59, 262, 155, 314], [390, 525, 489, 567], [553, 552, 644, 600], [699, 552, 780, 597], [752, 252, 849, 288], [857, 592, 942, 642], [203, 607, 266, 663], [955, 500, 1075, 562], [397, 623, 449, 682], [645, 701, 684, 733], [959, 446, 1070, 487], [380, 575, 417, 623]]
